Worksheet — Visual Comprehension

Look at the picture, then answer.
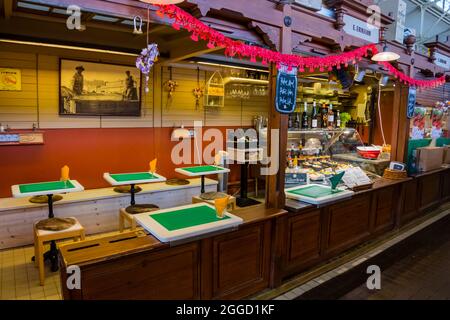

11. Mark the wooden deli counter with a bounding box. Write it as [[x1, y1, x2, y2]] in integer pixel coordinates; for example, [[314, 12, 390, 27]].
[[59, 168, 450, 300], [59, 206, 285, 300]]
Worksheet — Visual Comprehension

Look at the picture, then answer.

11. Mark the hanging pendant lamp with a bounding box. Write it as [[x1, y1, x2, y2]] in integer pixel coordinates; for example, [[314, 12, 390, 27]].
[[371, 45, 400, 62]]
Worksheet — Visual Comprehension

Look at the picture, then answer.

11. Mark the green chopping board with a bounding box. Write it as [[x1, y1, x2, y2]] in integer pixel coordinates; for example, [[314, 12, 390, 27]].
[[286, 185, 344, 199], [110, 172, 158, 182], [150, 205, 230, 231], [19, 181, 76, 194]]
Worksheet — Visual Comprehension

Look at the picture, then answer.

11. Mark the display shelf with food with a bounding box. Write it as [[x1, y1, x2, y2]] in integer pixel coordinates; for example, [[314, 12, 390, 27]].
[[285, 127, 389, 188]]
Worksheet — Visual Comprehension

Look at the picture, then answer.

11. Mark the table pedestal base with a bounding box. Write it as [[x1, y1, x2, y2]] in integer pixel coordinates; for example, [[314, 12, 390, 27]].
[[236, 197, 261, 208], [31, 240, 59, 272], [31, 194, 59, 272]]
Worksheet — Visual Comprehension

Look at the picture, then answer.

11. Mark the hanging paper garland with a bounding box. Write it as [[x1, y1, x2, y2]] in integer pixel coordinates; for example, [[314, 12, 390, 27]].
[[156, 4, 376, 71], [136, 44, 160, 93], [156, 4, 447, 90], [379, 61, 446, 89]]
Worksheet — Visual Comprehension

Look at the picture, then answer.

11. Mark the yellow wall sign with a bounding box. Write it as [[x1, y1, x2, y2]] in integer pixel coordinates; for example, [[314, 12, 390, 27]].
[[0, 68, 22, 91]]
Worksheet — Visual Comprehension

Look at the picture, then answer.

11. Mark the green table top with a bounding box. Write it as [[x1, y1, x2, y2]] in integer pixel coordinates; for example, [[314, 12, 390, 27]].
[[150, 205, 230, 231], [110, 172, 158, 182], [180, 165, 225, 174], [18, 180, 76, 194], [286, 185, 344, 199]]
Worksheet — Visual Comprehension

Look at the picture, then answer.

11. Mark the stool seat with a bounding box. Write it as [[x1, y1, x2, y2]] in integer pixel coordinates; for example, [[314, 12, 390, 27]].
[[119, 207, 159, 232], [34, 217, 85, 286], [35, 219, 84, 238]]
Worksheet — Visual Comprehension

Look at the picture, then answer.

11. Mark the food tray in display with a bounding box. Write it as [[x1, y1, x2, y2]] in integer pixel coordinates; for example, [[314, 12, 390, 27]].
[[285, 183, 354, 205]]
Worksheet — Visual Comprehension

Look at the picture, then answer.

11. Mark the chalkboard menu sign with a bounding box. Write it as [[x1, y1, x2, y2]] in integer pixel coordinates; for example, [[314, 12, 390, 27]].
[[407, 86, 417, 119], [275, 65, 298, 114]]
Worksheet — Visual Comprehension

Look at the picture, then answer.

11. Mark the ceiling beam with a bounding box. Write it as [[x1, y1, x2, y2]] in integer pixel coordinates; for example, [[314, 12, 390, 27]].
[[161, 41, 224, 65]]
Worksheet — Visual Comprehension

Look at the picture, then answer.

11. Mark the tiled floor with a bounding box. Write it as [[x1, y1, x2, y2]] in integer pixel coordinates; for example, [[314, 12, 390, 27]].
[[0, 230, 122, 300], [340, 211, 450, 300], [0, 244, 62, 300]]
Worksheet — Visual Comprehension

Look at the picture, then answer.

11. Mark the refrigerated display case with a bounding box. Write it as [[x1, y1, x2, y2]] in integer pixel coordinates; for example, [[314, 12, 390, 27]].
[[285, 128, 390, 187]]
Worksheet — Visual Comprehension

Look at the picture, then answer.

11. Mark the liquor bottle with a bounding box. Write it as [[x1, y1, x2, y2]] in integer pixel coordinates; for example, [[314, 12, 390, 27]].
[[336, 109, 341, 128], [288, 114, 293, 129], [327, 104, 335, 129], [301, 102, 309, 129], [311, 101, 319, 129], [294, 112, 301, 129], [321, 103, 328, 128]]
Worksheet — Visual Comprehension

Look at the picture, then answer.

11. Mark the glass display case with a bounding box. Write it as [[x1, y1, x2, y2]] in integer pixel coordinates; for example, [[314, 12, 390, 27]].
[[285, 128, 389, 186]]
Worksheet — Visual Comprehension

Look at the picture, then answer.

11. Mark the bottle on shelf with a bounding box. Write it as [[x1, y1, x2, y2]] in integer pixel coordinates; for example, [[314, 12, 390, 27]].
[[295, 112, 301, 129], [336, 109, 341, 128], [301, 102, 309, 129], [327, 104, 335, 129], [321, 103, 328, 129], [311, 101, 319, 129], [288, 113, 293, 129]]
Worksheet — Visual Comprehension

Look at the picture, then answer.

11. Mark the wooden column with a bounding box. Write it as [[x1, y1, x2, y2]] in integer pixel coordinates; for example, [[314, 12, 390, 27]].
[[390, 83, 410, 162], [266, 3, 292, 209]]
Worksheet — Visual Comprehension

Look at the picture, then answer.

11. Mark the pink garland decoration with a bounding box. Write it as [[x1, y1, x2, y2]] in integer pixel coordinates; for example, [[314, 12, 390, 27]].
[[157, 4, 447, 89], [380, 62, 446, 89]]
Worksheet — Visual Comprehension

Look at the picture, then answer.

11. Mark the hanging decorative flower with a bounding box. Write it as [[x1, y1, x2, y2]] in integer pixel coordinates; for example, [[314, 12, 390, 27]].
[[193, 87, 204, 109], [136, 44, 159, 93], [165, 80, 179, 99]]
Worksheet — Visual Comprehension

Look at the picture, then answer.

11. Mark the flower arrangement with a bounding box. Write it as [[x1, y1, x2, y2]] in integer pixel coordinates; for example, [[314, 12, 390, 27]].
[[164, 80, 179, 108], [193, 87, 204, 109], [136, 44, 159, 93], [165, 80, 179, 98]]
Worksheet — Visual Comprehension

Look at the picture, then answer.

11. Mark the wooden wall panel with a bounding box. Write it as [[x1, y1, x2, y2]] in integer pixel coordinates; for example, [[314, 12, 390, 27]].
[[210, 222, 271, 299], [1, 47, 268, 129], [161, 66, 205, 127], [0, 51, 38, 128], [80, 243, 201, 300], [371, 186, 395, 234], [161, 67, 269, 127], [399, 179, 419, 226], [324, 194, 371, 256], [415, 71, 450, 107], [418, 173, 442, 213], [285, 210, 322, 271]]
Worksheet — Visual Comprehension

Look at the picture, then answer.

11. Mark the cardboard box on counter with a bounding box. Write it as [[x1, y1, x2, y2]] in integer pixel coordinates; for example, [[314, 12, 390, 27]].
[[416, 146, 444, 172]]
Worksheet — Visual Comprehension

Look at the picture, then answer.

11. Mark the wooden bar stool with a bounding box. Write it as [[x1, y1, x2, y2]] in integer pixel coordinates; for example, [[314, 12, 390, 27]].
[[119, 205, 160, 233], [119, 208, 137, 233], [192, 195, 237, 211], [33, 217, 85, 286]]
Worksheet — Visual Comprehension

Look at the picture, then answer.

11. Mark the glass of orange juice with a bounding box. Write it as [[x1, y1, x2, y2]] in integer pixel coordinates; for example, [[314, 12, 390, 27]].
[[214, 196, 229, 219]]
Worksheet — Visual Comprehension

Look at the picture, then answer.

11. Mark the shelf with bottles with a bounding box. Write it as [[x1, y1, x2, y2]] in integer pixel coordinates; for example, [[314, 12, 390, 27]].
[[288, 100, 345, 131]]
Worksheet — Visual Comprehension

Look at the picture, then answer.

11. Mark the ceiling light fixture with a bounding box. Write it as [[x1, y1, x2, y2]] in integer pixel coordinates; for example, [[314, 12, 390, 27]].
[[371, 47, 401, 62], [371, 28, 400, 62], [0, 39, 137, 56]]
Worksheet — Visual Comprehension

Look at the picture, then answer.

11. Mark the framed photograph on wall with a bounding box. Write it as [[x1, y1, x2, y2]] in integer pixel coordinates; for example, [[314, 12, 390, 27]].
[[59, 59, 141, 116]]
